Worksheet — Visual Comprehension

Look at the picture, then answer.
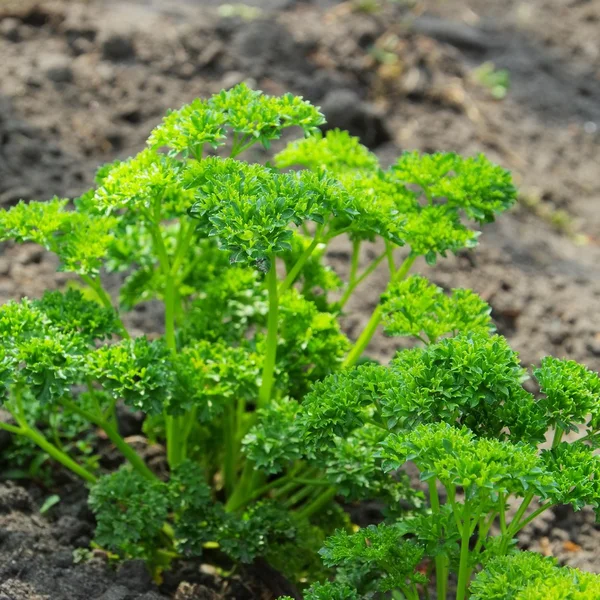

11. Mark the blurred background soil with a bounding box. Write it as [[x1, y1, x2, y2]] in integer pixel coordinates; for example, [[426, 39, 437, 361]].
[[1, 0, 600, 598]]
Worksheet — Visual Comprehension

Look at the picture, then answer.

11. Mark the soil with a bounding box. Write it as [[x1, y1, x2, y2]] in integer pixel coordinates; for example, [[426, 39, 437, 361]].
[[1, 0, 600, 598]]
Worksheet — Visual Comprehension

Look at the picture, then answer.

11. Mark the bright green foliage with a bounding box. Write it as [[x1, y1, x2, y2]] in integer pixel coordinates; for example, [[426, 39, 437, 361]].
[[186, 157, 348, 268], [281, 581, 361, 600], [243, 398, 302, 474], [89, 467, 170, 559], [149, 83, 324, 156], [268, 289, 350, 397], [173, 340, 261, 419], [85, 337, 174, 414], [182, 266, 267, 343], [386, 333, 546, 442], [534, 356, 600, 433], [380, 423, 555, 501], [336, 170, 414, 245], [33, 289, 119, 342], [147, 98, 227, 156], [0, 198, 116, 275], [7, 84, 595, 595], [402, 204, 478, 265], [275, 128, 379, 172], [392, 151, 517, 223], [0, 299, 86, 404], [541, 442, 600, 511], [296, 364, 397, 450], [470, 552, 600, 600], [93, 149, 194, 218], [381, 275, 493, 342], [320, 523, 426, 594]]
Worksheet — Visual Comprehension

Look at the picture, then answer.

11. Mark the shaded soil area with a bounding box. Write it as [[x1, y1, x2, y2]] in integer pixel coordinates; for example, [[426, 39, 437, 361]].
[[1, 0, 600, 598]]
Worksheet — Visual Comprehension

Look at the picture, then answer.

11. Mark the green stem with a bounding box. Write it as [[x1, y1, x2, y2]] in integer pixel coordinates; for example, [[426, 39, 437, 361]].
[[296, 487, 337, 521], [283, 483, 317, 509], [279, 227, 323, 295], [498, 492, 507, 534], [456, 505, 472, 600], [512, 501, 553, 535], [473, 511, 497, 555], [342, 255, 416, 368], [9, 394, 97, 484], [258, 261, 279, 409], [170, 219, 196, 278], [429, 481, 448, 600], [80, 274, 130, 340], [0, 420, 23, 435], [349, 239, 361, 286], [385, 241, 396, 275], [336, 251, 386, 311], [552, 426, 564, 448], [60, 398, 156, 481], [23, 425, 98, 484], [222, 402, 237, 496], [145, 214, 183, 469], [500, 492, 534, 553]]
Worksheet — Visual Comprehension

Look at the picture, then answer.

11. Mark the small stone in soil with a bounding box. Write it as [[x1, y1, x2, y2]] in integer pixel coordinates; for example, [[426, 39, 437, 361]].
[[102, 33, 136, 61]]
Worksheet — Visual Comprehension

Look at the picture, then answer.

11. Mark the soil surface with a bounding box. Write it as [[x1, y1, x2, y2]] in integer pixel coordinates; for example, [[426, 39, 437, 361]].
[[1, 0, 600, 598]]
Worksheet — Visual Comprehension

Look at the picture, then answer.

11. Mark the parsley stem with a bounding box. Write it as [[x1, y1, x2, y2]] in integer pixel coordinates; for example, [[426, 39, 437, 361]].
[[342, 254, 416, 368], [429, 481, 448, 600], [59, 398, 157, 482], [296, 486, 337, 521], [258, 260, 279, 408], [278, 225, 324, 295], [222, 402, 237, 496], [385, 241, 396, 275], [456, 505, 472, 600], [336, 251, 387, 311], [551, 425, 564, 448], [23, 425, 98, 484], [80, 274, 130, 340], [349, 239, 361, 286], [8, 391, 97, 484]]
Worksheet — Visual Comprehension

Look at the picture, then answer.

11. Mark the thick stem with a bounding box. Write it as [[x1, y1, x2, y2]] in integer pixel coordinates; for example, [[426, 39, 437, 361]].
[[429, 481, 448, 600], [342, 254, 416, 368], [296, 487, 337, 521], [9, 395, 97, 484], [258, 261, 279, 409], [385, 241, 396, 275], [222, 402, 237, 496], [456, 505, 472, 600], [24, 426, 98, 484], [551, 425, 564, 448], [498, 492, 507, 534], [279, 227, 323, 295], [60, 398, 157, 481]]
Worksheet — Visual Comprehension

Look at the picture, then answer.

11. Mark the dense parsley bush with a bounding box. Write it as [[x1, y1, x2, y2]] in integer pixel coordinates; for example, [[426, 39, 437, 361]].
[[1, 84, 599, 598]]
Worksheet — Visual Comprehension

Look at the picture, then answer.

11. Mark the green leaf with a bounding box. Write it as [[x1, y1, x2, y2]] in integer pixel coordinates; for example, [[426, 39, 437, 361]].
[[381, 275, 494, 342], [0, 198, 116, 276], [86, 337, 174, 414], [275, 129, 379, 172], [534, 356, 600, 433], [40, 494, 60, 514], [89, 467, 169, 559]]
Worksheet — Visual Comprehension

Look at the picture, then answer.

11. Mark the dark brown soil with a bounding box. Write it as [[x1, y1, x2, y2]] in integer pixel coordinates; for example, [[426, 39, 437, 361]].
[[1, 0, 600, 598]]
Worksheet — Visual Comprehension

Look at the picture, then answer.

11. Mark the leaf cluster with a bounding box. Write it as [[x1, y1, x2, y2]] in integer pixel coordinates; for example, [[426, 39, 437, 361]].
[[470, 552, 600, 599], [381, 275, 494, 342]]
